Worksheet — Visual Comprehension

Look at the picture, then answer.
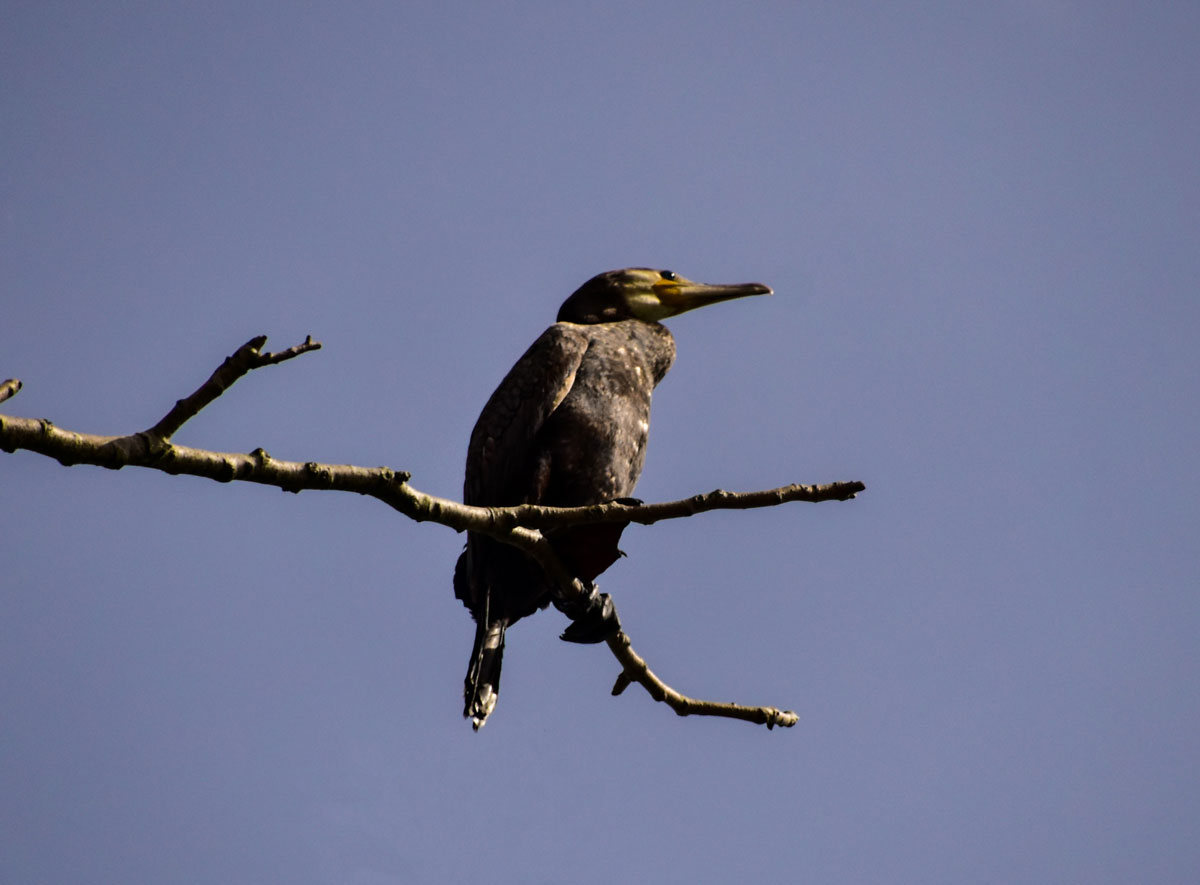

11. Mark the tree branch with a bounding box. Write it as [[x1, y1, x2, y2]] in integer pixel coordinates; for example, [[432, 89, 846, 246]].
[[492, 481, 865, 531], [2, 335, 864, 731], [607, 633, 798, 728], [144, 334, 321, 441]]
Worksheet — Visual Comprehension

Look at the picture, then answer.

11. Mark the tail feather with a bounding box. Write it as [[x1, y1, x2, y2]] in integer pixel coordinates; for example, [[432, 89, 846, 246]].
[[464, 617, 507, 730]]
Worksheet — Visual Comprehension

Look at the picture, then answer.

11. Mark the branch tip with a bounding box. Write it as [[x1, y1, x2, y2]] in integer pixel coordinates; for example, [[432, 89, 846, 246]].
[[601, 630, 797, 730], [256, 335, 323, 366], [0, 379, 22, 404]]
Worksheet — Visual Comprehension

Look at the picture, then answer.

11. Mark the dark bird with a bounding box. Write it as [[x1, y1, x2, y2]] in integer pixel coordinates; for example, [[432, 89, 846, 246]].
[[454, 268, 771, 729]]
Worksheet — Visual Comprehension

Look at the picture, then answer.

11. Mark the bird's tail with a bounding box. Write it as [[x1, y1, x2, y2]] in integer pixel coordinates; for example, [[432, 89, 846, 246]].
[[464, 616, 507, 730]]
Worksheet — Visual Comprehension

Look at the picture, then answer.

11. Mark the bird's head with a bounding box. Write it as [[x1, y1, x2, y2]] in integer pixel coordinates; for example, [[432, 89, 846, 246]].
[[557, 268, 771, 324]]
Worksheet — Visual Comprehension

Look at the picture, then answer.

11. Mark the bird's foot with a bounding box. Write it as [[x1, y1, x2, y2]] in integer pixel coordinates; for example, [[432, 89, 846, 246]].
[[556, 583, 621, 644]]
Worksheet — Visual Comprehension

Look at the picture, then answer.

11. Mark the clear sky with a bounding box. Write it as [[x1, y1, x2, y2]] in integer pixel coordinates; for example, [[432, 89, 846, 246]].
[[3, 2, 1198, 882]]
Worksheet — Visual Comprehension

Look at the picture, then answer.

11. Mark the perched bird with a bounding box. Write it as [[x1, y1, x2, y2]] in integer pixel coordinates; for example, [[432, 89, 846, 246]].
[[454, 268, 771, 729]]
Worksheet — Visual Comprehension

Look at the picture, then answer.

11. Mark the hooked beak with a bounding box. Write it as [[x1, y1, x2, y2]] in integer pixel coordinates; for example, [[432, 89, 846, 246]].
[[654, 279, 772, 317]]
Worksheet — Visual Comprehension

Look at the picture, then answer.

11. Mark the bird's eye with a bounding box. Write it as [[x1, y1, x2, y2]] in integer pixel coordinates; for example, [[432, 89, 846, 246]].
[[661, 271, 677, 281]]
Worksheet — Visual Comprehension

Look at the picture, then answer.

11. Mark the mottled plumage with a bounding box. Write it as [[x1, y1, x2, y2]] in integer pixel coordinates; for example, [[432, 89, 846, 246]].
[[454, 268, 769, 729]]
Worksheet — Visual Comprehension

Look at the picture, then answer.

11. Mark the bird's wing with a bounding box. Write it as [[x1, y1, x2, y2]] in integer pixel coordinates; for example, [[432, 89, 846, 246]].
[[465, 322, 589, 506]]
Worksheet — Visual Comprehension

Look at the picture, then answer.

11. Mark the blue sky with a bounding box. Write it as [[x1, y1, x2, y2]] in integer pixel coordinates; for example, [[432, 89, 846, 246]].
[[3, 2, 1198, 882]]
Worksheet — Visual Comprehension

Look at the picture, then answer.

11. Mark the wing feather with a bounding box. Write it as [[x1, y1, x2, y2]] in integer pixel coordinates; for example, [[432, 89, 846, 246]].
[[464, 322, 588, 506]]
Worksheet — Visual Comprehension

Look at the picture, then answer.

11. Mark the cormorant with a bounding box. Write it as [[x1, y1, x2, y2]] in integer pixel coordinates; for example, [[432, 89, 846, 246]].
[[454, 268, 771, 729]]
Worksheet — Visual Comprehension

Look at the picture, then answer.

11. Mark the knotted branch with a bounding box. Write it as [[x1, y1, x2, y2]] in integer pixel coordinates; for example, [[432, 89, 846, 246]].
[[2, 335, 864, 731]]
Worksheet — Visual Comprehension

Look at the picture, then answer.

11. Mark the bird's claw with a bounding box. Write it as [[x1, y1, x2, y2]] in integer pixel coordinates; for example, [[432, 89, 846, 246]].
[[556, 585, 620, 644]]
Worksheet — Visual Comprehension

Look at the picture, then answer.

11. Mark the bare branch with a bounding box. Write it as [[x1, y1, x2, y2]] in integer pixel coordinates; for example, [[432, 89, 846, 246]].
[[254, 335, 324, 366], [607, 632, 798, 728], [2, 335, 864, 732], [145, 334, 321, 441], [493, 481, 866, 531], [0, 411, 861, 533]]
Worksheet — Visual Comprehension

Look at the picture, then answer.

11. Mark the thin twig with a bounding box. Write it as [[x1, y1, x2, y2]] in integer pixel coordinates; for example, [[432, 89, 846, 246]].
[[607, 632, 798, 728], [493, 482, 866, 531], [145, 334, 321, 441]]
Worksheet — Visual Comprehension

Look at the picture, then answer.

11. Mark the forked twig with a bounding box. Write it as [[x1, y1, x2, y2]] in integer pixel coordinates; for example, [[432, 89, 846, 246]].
[[145, 334, 321, 441]]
